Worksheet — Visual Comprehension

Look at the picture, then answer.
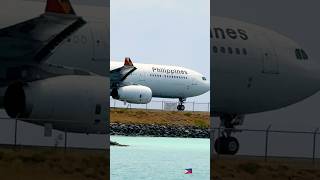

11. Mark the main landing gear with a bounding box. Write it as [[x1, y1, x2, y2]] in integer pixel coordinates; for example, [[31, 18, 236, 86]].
[[177, 98, 186, 111], [214, 114, 244, 155]]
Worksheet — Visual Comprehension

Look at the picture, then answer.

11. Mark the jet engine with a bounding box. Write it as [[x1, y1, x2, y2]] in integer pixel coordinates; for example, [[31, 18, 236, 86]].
[[3, 75, 108, 133], [111, 85, 152, 104]]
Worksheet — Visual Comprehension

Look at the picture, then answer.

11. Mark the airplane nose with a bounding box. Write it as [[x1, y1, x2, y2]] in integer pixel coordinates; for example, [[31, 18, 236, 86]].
[[306, 62, 320, 92], [202, 79, 210, 93], [206, 81, 210, 92]]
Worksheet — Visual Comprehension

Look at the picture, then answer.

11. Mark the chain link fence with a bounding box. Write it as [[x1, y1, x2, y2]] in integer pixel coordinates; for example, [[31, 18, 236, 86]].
[[0, 117, 108, 150], [110, 99, 210, 112], [211, 126, 320, 163]]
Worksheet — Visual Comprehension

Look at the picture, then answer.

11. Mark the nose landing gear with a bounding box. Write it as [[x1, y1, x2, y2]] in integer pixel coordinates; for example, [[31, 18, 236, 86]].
[[214, 114, 244, 155], [177, 98, 186, 111]]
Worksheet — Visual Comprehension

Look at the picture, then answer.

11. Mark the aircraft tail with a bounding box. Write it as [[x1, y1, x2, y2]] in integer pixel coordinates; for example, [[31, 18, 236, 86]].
[[45, 0, 76, 15], [124, 57, 134, 66]]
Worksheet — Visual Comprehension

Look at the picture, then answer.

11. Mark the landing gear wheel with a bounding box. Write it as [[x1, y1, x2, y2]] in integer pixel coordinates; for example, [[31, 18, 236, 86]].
[[177, 105, 185, 111], [177, 98, 186, 111], [180, 105, 185, 111], [214, 136, 239, 155], [226, 137, 239, 155]]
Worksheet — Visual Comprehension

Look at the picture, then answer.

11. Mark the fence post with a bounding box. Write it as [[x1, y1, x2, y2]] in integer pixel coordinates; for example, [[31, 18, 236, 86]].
[[216, 126, 221, 160], [264, 125, 272, 162], [64, 130, 67, 151], [14, 119, 18, 147], [313, 128, 319, 164], [193, 101, 195, 112], [211, 127, 215, 158], [162, 101, 164, 111]]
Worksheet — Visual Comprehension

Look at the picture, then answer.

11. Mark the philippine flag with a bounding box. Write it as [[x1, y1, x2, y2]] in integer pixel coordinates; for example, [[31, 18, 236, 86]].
[[184, 168, 192, 174]]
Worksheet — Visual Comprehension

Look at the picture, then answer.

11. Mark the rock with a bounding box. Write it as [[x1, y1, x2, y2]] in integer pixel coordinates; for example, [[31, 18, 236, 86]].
[[110, 123, 209, 138]]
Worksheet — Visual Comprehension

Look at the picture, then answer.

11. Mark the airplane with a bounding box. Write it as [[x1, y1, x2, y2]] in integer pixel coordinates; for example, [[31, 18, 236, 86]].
[[110, 58, 210, 111], [0, 0, 109, 134], [212, 16, 320, 155]]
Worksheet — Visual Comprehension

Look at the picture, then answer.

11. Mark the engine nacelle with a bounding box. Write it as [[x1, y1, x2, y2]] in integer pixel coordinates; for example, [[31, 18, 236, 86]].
[[4, 75, 108, 134], [112, 85, 152, 104]]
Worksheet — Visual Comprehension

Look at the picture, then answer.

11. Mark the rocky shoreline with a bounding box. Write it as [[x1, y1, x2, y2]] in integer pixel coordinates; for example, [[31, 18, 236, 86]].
[[110, 123, 209, 138]]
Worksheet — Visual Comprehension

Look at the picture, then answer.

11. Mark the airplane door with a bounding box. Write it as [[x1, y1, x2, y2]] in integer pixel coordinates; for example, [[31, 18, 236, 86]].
[[261, 34, 279, 74], [262, 48, 279, 74], [90, 23, 108, 62], [138, 73, 146, 82], [192, 77, 198, 85]]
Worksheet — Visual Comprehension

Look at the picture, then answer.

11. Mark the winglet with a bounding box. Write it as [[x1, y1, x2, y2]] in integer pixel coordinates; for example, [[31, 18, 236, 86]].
[[124, 57, 133, 66], [45, 0, 76, 15]]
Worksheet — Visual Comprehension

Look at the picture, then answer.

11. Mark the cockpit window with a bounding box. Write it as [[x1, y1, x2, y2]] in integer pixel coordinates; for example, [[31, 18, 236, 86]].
[[295, 49, 309, 60], [301, 49, 309, 60], [202, 77, 207, 81], [295, 49, 302, 60]]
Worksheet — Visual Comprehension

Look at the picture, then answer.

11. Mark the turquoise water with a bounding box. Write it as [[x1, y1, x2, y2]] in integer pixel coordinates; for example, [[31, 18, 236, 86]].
[[111, 136, 210, 180]]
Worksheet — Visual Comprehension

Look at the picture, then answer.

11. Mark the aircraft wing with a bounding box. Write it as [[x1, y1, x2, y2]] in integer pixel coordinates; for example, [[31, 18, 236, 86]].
[[0, 0, 85, 63], [110, 58, 137, 88]]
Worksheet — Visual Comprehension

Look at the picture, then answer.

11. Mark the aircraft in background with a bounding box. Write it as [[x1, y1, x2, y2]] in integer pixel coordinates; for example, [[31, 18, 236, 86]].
[[110, 58, 209, 111], [0, 0, 109, 134], [212, 16, 320, 155]]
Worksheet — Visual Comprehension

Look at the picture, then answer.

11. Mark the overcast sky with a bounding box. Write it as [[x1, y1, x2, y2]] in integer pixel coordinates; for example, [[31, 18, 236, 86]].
[[212, 0, 320, 157], [111, 0, 210, 104]]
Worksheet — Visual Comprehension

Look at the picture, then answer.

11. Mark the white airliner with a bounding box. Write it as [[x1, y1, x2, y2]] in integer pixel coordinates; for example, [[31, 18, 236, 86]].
[[110, 59, 209, 110], [0, 0, 109, 134], [212, 16, 320, 155], [2, 1, 319, 156]]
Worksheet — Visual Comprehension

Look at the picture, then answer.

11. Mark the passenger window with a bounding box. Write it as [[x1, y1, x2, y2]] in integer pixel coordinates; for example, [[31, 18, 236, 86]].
[[243, 48, 247, 55], [213, 46, 218, 53], [295, 49, 302, 60], [301, 49, 308, 60], [228, 47, 233, 54], [235, 48, 240, 55], [220, 47, 225, 53], [202, 77, 207, 81]]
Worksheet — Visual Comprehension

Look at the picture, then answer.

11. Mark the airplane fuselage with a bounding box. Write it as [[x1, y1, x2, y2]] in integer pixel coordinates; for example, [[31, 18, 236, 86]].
[[111, 61, 209, 99], [212, 16, 320, 115]]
